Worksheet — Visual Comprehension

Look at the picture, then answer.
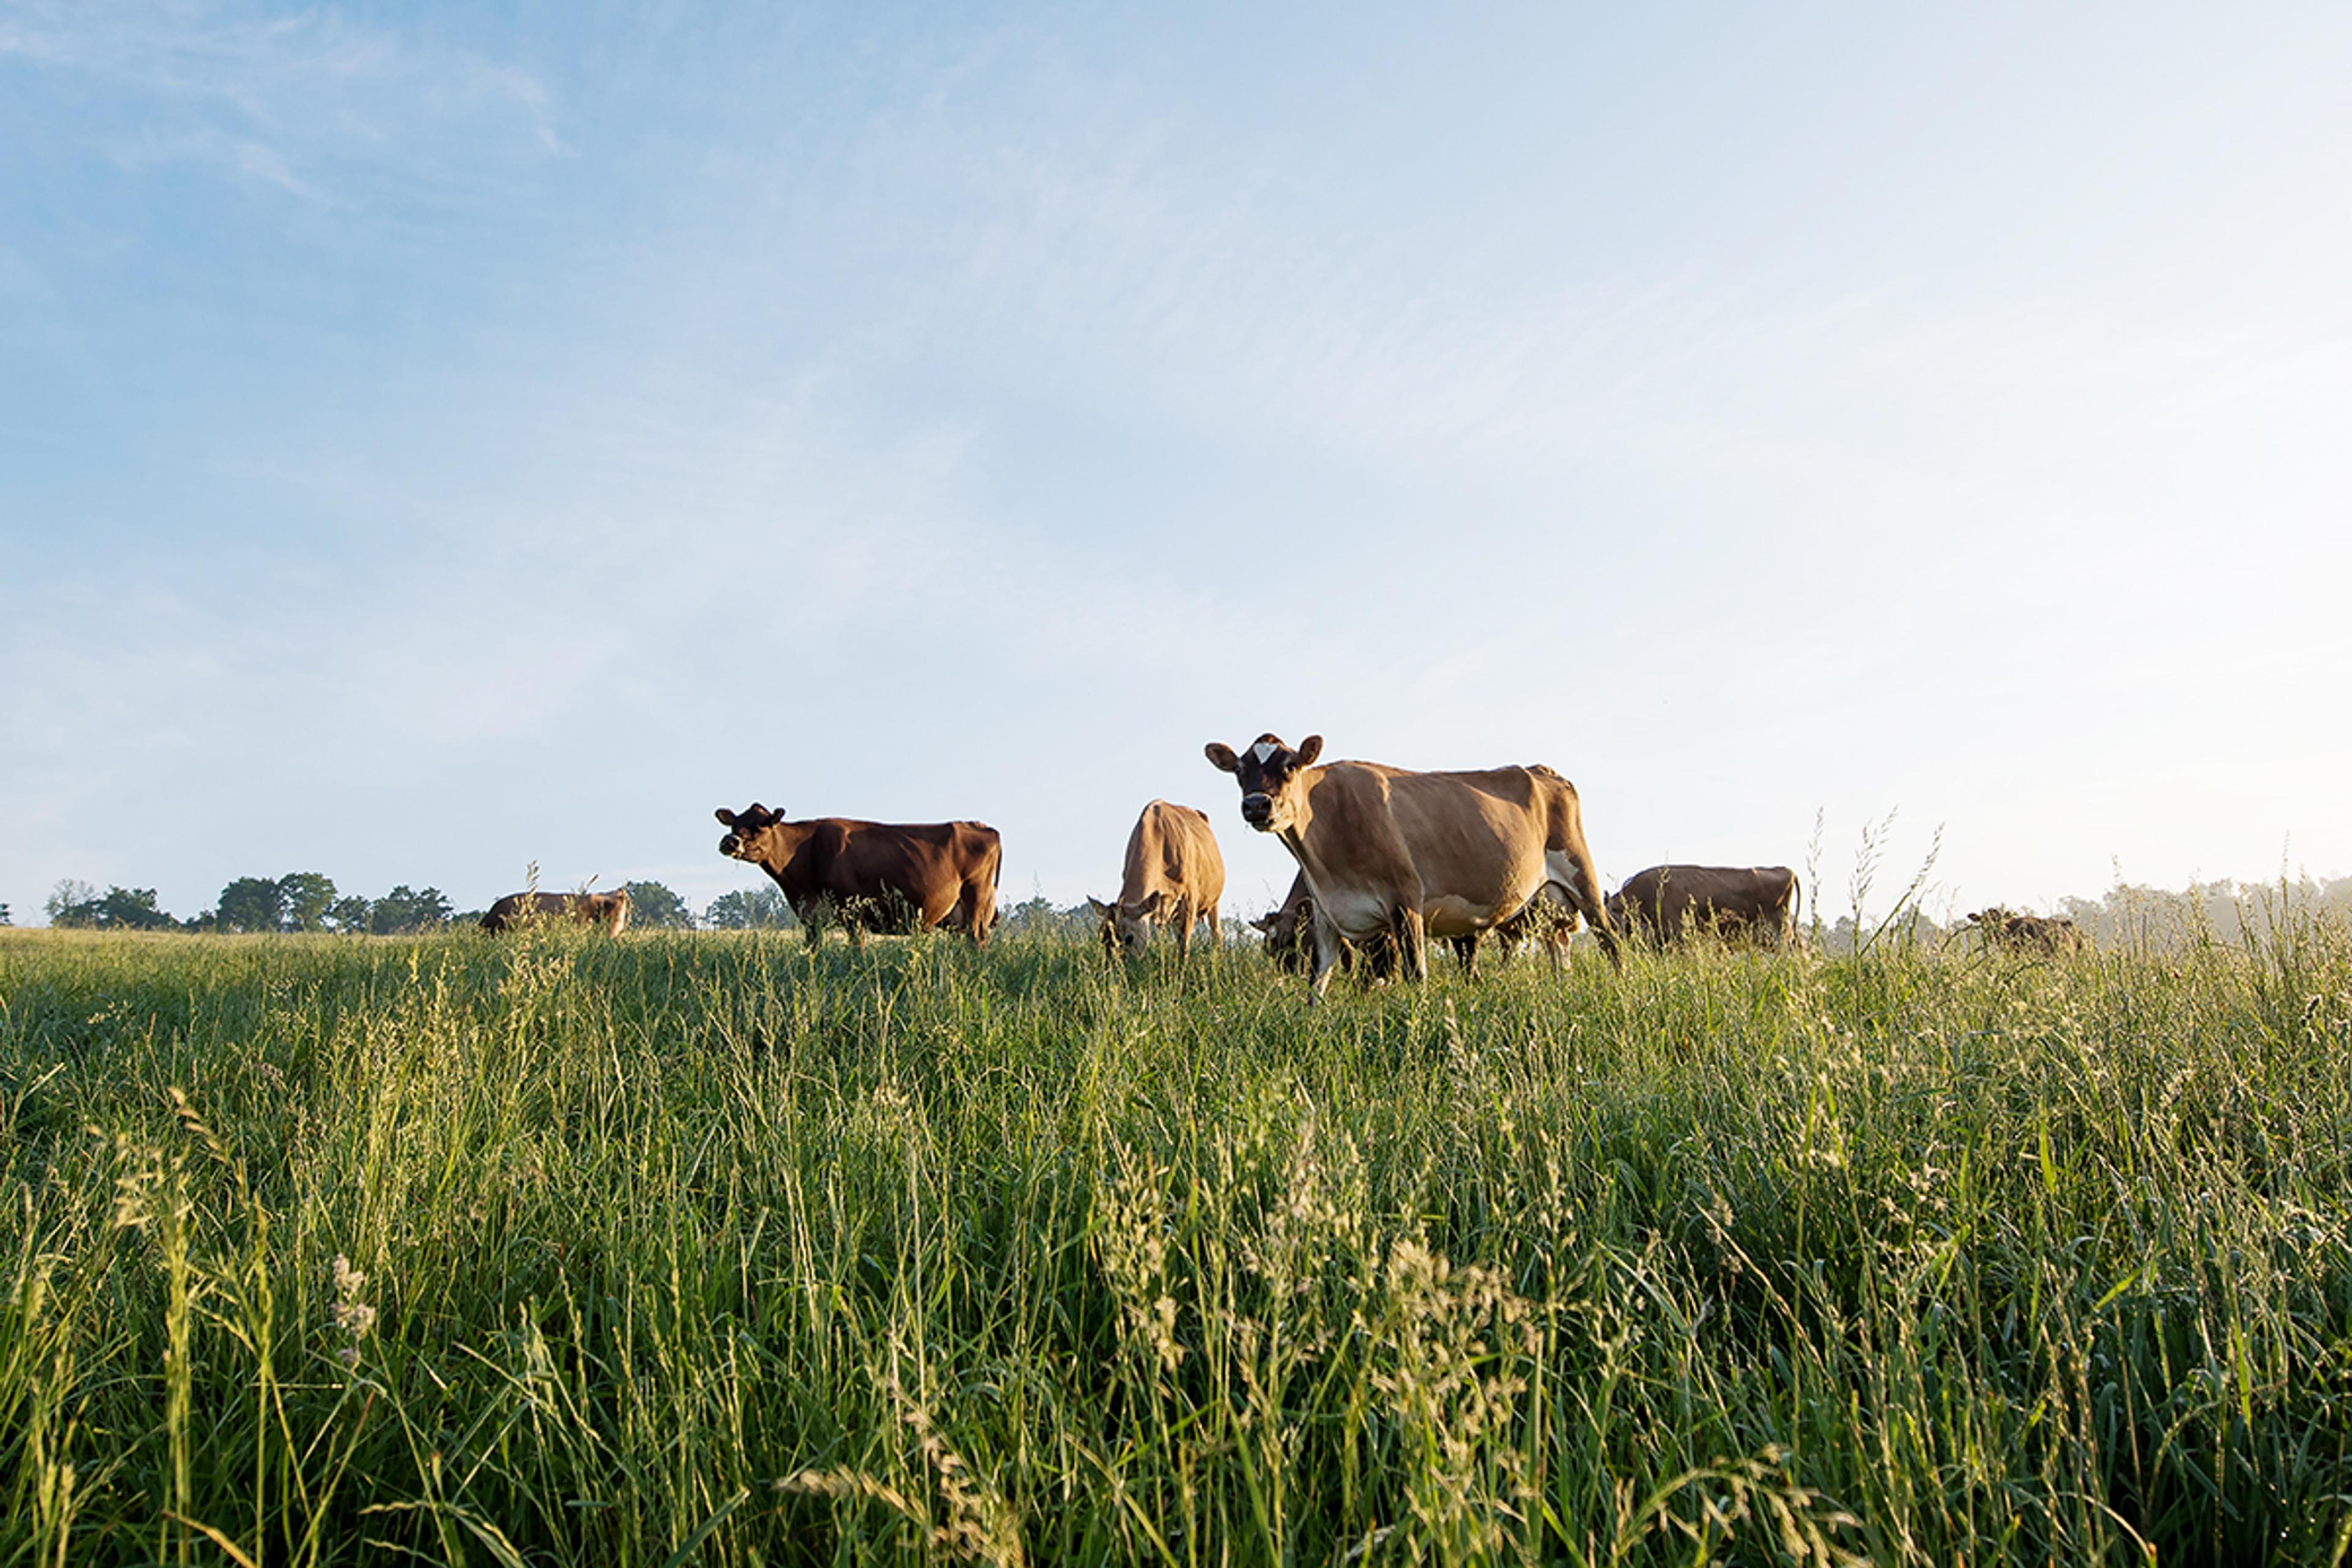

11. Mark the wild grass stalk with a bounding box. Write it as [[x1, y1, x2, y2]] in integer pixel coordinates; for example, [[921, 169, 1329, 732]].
[[0, 918, 2346, 1562]]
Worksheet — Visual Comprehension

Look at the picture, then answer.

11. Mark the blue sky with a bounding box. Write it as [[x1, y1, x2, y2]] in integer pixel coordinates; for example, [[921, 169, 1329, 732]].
[[6, 2, 2351, 924]]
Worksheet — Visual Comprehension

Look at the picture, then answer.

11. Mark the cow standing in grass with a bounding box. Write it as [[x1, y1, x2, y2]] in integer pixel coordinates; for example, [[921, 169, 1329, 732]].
[[1606, 865, 1802, 950], [1966, 908, 2087, 957], [1207, 731, 1619, 997], [715, 802, 1001, 946], [480, 889, 632, 935], [1256, 868, 1577, 976], [1089, 800, 1225, 959]]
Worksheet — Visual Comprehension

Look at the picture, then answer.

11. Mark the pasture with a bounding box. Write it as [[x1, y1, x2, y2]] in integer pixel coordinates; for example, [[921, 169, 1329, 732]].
[[2, 917, 2348, 1565]]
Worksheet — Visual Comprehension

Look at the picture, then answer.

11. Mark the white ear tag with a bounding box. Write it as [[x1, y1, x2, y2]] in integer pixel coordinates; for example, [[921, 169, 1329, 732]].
[[1251, 741, 1278, 764]]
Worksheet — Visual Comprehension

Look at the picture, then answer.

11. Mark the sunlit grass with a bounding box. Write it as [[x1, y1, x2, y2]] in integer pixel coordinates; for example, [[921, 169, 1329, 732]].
[[1, 918, 2348, 1564]]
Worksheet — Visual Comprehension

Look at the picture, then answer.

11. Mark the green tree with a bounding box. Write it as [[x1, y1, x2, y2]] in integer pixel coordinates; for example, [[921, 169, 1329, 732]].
[[621, 880, 696, 930], [45, 879, 99, 927], [704, 888, 794, 929], [57, 886, 178, 931], [369, 886, 452, 933], [325, 895, 372, 933], [280, 872, 337, 932], [216, 876, 289, 933]]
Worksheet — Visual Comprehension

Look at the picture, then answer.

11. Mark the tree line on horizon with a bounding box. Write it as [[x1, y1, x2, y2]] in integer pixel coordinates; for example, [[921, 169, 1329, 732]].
[[18, 870, 2352, 953], [32, 874, 800, 934]]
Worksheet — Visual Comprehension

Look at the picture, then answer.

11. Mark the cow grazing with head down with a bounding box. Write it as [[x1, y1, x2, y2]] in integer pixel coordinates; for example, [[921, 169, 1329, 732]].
[[1605, 865, 1802, 950], [1089, 800, 1225, 959], [715, 802, 1001, 946], [1966, 908, 2086, 957], [1207, 731, 1620, 997], [480, 888, 631, 935], [1256, 869, 1580, 978], [1254, 871, 1341, 974]]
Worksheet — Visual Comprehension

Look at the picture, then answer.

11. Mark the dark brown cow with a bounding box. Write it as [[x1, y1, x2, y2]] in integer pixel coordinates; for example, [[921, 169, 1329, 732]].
[[1965, 907, 2087, 957], [1207, 732, 1619, 996], [1605, 865, 1801, 949], [715, 802, 1001, 946], [1088, 800, 1225, 959], [480, 888, 632, 935]]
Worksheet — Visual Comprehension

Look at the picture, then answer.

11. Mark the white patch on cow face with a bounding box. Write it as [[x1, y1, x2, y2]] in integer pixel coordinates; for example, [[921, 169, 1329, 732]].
[[1251, 740, 1278, 764]]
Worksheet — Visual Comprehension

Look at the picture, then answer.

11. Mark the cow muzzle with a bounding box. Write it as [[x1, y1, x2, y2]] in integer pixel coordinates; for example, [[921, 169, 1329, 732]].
[[1240, 792, 1276, 831], [718, 834, 742, 857]]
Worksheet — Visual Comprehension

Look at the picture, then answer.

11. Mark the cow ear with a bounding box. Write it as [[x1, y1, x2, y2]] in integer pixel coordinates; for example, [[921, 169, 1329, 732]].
[[1250, 913, 1278, 932], [1086, 897, 1113, 921], [1204, 742, 1239, 774], [715, 808, 737, 826], [1292, 734, 1323, 768]]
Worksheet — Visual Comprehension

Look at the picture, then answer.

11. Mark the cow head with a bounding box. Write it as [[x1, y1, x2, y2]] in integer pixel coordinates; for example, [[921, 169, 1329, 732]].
[[715, 802, 785, 861], [1087, 892, 1169, 956], [1204, 733, 1322, 833]]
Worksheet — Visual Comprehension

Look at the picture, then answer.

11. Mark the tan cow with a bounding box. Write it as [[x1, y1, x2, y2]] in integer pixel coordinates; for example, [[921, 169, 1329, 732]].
[[1965, 907, 2087, 957], [1254, 870, 1573, 976], [480, 888, 631, 935], [1088, 800, 1226, 959], [1606, 865, 1801, 949], [1206, 732, 1620, 995], [715, 803, 1001, 946]]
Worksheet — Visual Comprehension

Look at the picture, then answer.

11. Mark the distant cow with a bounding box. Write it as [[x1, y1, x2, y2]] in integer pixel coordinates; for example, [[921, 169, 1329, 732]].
[[1606, 865, 1801, 949], [1089, 800, 1226, 959], [1207, 732, 1619, 996], [715, 802, 1001, 946], [480, 888, 632, 935], [1965, 908, 2086, 957]]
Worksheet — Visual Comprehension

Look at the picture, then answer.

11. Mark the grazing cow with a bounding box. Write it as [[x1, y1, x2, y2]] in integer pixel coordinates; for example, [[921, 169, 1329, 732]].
[[714, 802, 1001, 946], [1474, 883, 1581, 971], [1206, 732, 1620, 996], [480, 888, 632, 935], [1254, 870, 1336, 974], [1965, 908, 2087, 957], [1605, 865, 1802, 950], [1256, 869, 1569, 978], [1088, 800, 1226, 959]]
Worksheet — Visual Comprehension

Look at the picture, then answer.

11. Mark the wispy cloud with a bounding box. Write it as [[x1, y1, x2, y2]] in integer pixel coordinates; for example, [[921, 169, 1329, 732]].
[[6, 1, 567, 200]]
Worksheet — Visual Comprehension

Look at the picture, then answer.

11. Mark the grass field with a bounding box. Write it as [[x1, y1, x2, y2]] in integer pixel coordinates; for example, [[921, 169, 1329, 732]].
[[2, 915, 2349, 1566]]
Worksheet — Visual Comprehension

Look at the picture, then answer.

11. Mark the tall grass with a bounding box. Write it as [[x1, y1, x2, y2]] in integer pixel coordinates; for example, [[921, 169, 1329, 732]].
[[1, 918, 2348, 1564]]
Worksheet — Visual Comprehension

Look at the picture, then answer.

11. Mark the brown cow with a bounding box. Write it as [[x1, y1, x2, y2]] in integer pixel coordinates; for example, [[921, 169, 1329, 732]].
[[1965, 907, 2086, 957], [1088, 800, 1225, 959], [1255, 870, 1574, 977], [715, 802, 1001, 946], [1606, 865, 1801, 949], [480, 888, 632, 935], [1206, 732, 1620, 996]]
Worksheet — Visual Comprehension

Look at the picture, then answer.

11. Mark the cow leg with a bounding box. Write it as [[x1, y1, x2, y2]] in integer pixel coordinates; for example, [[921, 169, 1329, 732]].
[[1202, 901, 1220, 953], [1173, 895, 1193, 961], [1451, 932, 1481, 976], [1306, 908, 1347, 999], [1395, 905, 1428, 983]]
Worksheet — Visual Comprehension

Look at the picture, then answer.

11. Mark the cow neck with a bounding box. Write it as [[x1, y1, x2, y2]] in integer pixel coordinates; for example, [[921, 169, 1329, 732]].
[[1273, 772, 1319, 868], [756, 819, 823, 876]]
